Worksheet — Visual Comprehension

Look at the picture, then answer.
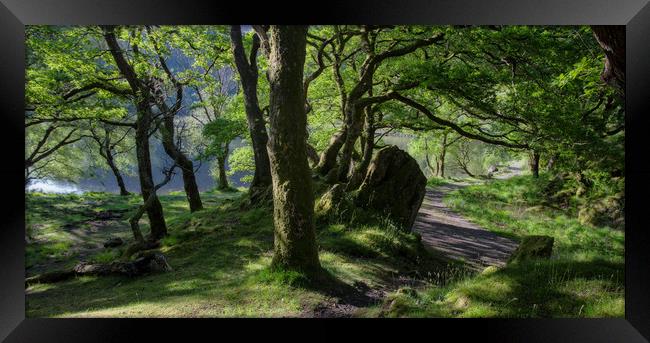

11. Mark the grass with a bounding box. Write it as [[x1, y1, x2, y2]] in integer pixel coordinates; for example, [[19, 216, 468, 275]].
[[26, 174, 623, 318], [25, 188, 454, 318], [426, 177, 448, 188], [375, 174, 624, 318]]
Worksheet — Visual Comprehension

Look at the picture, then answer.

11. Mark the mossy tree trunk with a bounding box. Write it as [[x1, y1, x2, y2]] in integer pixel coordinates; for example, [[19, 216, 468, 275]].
[[230, 25, 272, 202], [347, 100, 377, 190], [267, 25, 321, 274], [315, 128, 346, 175]]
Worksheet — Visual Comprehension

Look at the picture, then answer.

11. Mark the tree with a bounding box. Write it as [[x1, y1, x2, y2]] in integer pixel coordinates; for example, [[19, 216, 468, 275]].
[[266, 25, 321, 274], [591, 26, 625, 96], [87, 124, 134, 195], [202, 115, 247, 190], [102, 25, 169, 239], [230, 25, 272, 203]]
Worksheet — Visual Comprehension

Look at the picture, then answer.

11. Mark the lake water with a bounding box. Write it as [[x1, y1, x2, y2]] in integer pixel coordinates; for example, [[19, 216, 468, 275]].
[[26, 133, 414, 195]]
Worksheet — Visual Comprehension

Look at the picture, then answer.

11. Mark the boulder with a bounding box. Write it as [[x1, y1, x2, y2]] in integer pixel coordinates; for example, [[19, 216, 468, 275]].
[[578, 192, 624, 230], [315, 183, 347, 218], [508, 235, 554, 263], [354, 146, 427, 230], [103, 237, 124, 248], [324, 167, 339, 184], [487, 165, 499, 178]]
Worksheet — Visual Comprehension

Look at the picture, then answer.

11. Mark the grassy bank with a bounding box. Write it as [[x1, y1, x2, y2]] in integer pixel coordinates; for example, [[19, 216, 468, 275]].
[[25, 188, 454, 317], [375, 175, 624, 318]]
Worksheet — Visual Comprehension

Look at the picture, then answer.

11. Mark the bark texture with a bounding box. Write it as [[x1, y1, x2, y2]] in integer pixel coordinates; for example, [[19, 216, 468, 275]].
[[267, 25, 321, 273], [591, 26, 625, 96]]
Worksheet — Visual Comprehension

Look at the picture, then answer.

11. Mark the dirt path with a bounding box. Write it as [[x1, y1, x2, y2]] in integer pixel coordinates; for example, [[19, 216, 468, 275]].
[[413, 182, 519, 270]]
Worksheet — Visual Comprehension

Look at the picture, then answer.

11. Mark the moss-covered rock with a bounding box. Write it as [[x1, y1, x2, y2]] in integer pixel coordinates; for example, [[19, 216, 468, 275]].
[[396, 287, 419, 298], [315, 183, 348, 219], [508, 235, 554, 263], [353, 146, 426, 231], [324, 167, 339, 185], [578, 192, 624, 230]]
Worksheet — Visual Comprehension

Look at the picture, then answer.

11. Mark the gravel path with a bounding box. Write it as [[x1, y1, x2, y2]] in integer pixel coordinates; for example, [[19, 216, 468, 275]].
[[412, 182, 519, 270]]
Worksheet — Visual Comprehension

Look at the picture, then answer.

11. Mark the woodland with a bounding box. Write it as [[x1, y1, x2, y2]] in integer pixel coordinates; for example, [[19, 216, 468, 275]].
[[25, 25, 625, 318]]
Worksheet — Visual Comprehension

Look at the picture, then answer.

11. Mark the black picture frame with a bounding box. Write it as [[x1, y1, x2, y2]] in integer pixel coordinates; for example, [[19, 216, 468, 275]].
[[1, 0, 649, 341]]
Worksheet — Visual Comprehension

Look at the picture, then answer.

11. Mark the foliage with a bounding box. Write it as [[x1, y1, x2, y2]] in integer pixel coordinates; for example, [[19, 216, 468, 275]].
[[226, 145, 256, 184]]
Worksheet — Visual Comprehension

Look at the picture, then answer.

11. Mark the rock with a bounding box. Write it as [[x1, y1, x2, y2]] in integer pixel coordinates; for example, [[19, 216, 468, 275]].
[[396, 287, 418, 298], [354, 146, 427, 230], [481, 266, 499, 275], [315, 183, 347, 218], [578, 192, 624, 230], [508, 235, 554, 263], [103, 237, 124, 248], [453, 295, 470, 310], [324, 167, 339, 184], [487, 165, 499, 177]]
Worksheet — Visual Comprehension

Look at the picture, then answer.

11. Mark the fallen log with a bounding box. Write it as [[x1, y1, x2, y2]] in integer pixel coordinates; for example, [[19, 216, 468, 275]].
[[25, 251, 171, 288]]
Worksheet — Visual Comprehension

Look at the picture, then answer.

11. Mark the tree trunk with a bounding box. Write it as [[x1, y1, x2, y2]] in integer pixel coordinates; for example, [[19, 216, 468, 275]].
[[347, 102, 376, 190], [159, 117, 203, 212], [230, 25, 272, 202], [591, 26, 625, 96], [267, 25, 321, 274], [315, 128, 347, 175], [439, 132, 447, 178], [217, 144, 229, 190], [337, 103, 365, 181], [458, 160, 475, 178], [103, 26, 167, 239], [134, 104, 168, 240], [305, 143, 319, 167], [546, 152, 558, 171], [104, 150, 130, 196], [529, 150, 540, 178]]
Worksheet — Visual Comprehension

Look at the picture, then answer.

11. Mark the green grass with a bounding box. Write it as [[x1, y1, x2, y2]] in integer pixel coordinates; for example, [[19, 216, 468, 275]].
[[375, 175, 624, 318], [27, 175, 622, 318], [25, 188, 453, 318], [426, 177, 448, 188]]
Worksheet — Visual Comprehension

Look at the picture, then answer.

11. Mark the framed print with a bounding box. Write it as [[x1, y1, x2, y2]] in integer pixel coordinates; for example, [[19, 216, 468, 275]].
[[1, 0, 649, 341]]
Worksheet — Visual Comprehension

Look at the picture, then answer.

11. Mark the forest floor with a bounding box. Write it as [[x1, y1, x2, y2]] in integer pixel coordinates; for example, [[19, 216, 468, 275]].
[[25, 187, 458, 318], [25, 171, 624, 318]]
